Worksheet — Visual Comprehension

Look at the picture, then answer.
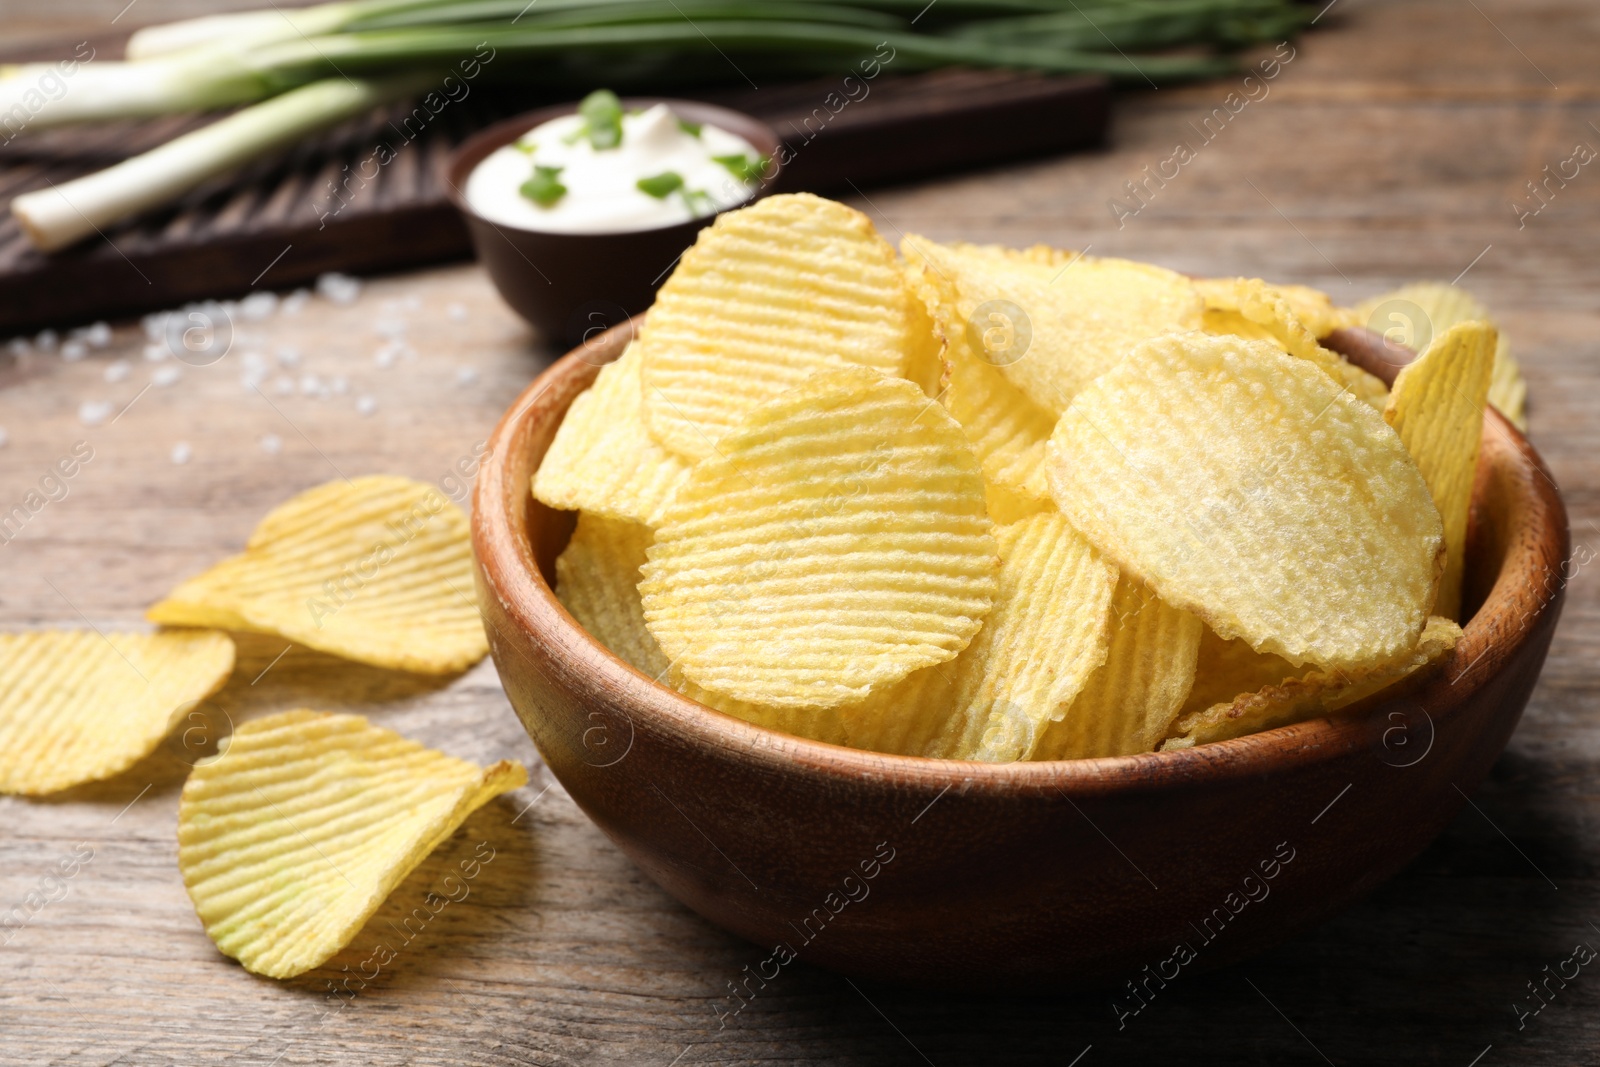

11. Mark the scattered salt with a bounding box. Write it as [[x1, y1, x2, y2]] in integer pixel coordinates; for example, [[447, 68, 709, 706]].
[[84, 321, 112, 348], [281, 288, 310, 315], [299, 374, 323, 396], [35, 329, 57, 351], [104, 360, 130, 383], [171, 441, 192, 465], [356, 395, 378, 416], [7, 337, 31, 356], [455, 366, 479, 385], [374, 317, 407, 339], [260, 433, 283, 455], [143, 343, 168, 362], [78, 400, 112, 426], [153, 365, 182, 387], [141, 312, 169, 340], [329, 376, 349, 395], [447, 302, 468, 322], [61, 340, 88, 361], [276, 345, 301, 368], [272, 376, 294, 396]]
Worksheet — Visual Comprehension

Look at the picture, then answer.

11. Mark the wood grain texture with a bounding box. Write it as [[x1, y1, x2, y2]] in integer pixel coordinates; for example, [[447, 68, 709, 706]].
[[3, 0, 1600, 1063]]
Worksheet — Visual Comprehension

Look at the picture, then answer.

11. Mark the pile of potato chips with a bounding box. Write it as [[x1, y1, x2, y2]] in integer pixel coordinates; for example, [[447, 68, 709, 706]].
[[536, 192, 1525, 759], [2, 476, 523, 978]]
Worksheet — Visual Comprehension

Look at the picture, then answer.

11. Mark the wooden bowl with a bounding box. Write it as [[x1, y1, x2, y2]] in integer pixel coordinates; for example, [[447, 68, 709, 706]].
[[444, 99, 781, 347], [471, 322, 1569, 989]]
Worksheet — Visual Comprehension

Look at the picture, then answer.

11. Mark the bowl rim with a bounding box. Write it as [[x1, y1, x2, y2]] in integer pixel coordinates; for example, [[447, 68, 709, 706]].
[[441, 97, 784, 239], [473, 320, 1569, 797]]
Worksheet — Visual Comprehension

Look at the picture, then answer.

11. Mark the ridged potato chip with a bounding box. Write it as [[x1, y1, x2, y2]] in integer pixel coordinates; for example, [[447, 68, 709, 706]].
[[555, 512, 670, 679], [555, 513, 849, 744], [0, 629, 234, 795], [640, 367, 998, 708], [902, 253, 1055, 505], [178, 709, 526, 978], [1384, 321, 1496, 620], [533, 343, 692, 526], [1180, 626, 1297, 718], [923, 510, 1118, 761], [1195, 277, 1387, 406], [901, 236, 1203, 418], [1034, 577, 1201, 759], [639, 193, 919, 460], [1047, 332, 1443, 673], [149, 476, 486, 675], [1355, 280, 1526, 430], [1163, 616, 1461, 749]]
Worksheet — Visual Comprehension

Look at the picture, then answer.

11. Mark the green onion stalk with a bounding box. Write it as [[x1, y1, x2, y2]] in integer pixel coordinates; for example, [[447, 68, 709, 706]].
[[2, 0, 1312, 250]]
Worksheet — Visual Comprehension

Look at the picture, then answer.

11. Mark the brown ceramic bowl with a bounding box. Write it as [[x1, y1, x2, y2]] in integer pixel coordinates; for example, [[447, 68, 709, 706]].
[[444, 100, 780, 347], [471, 322, 1568, 989]]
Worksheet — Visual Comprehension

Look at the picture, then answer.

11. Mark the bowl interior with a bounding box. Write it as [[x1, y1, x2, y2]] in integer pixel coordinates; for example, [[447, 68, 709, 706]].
[[476, 320, 1567, 786]]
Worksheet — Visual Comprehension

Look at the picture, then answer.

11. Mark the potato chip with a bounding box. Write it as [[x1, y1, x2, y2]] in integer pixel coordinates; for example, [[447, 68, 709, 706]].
[[1033, 577, 1201, 759], [638, 193, 919, 460], [178, 709, 526, 978], [533, 343, 692, 526], [149, 476, 486, 675], [922, 510, 1118, 761], [902, 250, 1055, 502], [901, 236, 1203, 418], [1195, 277, 1387, 406], [1047, 331, 1443, 673], [555, 512, 670, 679], [1179, 626, 1297, 717], [1384, 321, 1496, 620], [0, 629, 234, 795], [640, 367, 997, 708], [1355, 280, 1527, 430], [1163, 616, 1461, 749]]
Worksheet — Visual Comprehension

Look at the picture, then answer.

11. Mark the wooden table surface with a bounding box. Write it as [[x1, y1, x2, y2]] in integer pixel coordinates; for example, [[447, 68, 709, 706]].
[[3, 1, 1599, 1063]]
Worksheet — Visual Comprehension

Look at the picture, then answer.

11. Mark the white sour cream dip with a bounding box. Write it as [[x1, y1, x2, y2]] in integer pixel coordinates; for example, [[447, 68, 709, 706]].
[[464, 102, 764, 234]]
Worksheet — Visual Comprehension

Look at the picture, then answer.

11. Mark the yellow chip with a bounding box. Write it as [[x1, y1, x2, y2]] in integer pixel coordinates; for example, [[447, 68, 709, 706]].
[[901, 235, 1203, 417], [1033, 577, 1202, 759], [1384, 321, 1496, 620], [178, 709, 526, 978], [554, 513, 848, 744], [638, 193, 919, 460], [533, 343, 692, 526], [555, 512, 670, 679], [0, 629, 234, 795], [149, 476, 486, 675], [1355, 280, 1527, 430], [902, 250, 1055, 502], [1194, 277, 1388, 406], [924, 510, 1118, 761], [1179, 626, 1297, 718], [640, 367, 998, 708], [1047, 331, 1443, 673], [1163, 616, 1461, 749]]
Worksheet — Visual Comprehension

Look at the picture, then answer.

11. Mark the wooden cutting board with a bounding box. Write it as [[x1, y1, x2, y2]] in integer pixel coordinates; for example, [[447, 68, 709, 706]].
[[0, 58, 1108, 333]]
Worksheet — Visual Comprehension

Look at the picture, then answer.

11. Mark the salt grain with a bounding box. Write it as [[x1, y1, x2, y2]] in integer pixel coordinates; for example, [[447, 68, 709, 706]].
[[299, 374, 323, 396], [153, 365, 182, 387], [143, 343, 168, 362], [374, 317, 407, 339], [7, 338, 31, 356], [78, 400, 111, 426], [455, 366, 479, 385], [171, 441, 192, 465], [272, 376, 294, 395], [239, 291, 278, 321], [356, 395, 378, 416], [85, 321, 112, 348], [330, 376, 349, 395], [260, 433, 283, 454], [316, 272, 362, 305], [281, 289, 310, 315], [276, 345, 301, 368], [35, 329, 58, 351], [61, 340, 88, 361], [447, 302, 468, 322], [104, 360, 130, 383]]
